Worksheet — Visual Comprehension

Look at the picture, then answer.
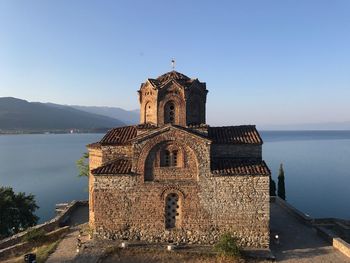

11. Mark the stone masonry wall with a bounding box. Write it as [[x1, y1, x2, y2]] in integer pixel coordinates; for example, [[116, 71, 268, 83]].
[[139, 82, 158, 124], [211, 144, 262, 159], [91, 173, 269, 248], [88, 148, 102, 227], [90, 127, 269, 248], [102, 145, 133, 163]]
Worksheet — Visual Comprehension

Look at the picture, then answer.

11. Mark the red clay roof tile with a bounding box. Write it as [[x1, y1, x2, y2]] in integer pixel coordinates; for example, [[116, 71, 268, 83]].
[[147, 71, 195, 89], [208, 125, 262, 144], [211, 159, 270, 176], [91, 159, 132, 175], [100, 126, 137, 145]]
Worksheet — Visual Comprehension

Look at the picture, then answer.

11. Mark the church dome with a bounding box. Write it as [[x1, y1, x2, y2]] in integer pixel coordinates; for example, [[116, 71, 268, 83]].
[[156, 70, 190, 84]]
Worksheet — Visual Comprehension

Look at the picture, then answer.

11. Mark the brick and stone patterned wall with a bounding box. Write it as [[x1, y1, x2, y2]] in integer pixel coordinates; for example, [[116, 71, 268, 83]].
[[185, 87, 207, 125], [89, 148, 102, 170], [88, 148, 102, 227], [211, 144, 262, 159], [139, 82, 158, 124], [102, 145, 133, 163], [91, 174, 269, 247], [157, 88, 186, 126], [89, 127, 270, 248]]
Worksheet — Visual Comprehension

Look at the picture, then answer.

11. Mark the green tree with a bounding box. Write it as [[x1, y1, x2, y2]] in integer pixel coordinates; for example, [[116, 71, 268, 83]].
[[76, 152, 89, 177], [277, 163, 286, 200], [0, 187, 39, 238], [269, 175, 276, 196]]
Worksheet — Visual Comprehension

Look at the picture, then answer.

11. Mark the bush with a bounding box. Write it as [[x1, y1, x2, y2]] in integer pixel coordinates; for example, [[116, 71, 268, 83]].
[[23, 228, 47, 243], [214, 233, 240, 257]]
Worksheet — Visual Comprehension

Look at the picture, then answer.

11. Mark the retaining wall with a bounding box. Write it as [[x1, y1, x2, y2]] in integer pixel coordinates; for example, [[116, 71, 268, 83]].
[[0, 200, 88, 250]]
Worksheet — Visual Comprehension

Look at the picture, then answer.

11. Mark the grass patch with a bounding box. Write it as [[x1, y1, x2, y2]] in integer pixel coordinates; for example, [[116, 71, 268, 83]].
[[22, 228, 47, 243], [214, 233, 241, 258], [3, 239, 61, 263], [35, 239, 61, 263]]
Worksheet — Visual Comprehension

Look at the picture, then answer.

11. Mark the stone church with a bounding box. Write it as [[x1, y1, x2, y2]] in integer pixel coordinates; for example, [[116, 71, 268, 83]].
[[87, 70, 270, 248]]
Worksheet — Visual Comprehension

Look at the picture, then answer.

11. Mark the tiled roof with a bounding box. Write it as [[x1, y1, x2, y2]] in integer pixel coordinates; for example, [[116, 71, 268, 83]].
[[211, 159, 270, 176], [148, 71, 195, 89], [91, 159, 132, 175], [157, 71, 190, 82], [208, 125, 262, 144], [148, 78, 160, 87], [100, 126, 137, 145]]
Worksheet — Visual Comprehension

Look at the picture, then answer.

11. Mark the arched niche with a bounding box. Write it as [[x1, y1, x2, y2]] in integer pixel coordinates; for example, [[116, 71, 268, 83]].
[[164, 101, 176, 124], [144, 101, 153, 123], [143, 140, 198, 182], [158, 95, 186, 126]]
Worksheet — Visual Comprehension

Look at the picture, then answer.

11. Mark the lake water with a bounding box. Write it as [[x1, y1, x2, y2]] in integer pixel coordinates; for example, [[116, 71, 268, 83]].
[[0, 131, 349, 223]]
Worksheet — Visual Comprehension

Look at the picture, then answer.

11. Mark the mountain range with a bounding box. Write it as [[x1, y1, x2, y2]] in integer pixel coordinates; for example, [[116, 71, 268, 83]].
[[1, 97, 349, 133], [69, 105, 139, 125], [0, 97, 138, 133]]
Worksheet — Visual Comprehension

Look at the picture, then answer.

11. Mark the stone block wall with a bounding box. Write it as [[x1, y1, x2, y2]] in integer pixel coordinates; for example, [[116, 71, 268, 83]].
[[139, 82, 158, 124], [90, 173, 269, 248], [211, 144, 262, 159], [199, 175, 270, 247], [89, 148, 102, 170], [102, 145, 133, 163]]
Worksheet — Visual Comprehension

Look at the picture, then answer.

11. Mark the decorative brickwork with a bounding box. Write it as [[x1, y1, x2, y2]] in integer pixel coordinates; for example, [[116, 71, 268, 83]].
[[87, 71, 270, 248], [139, 71, 207, 126]]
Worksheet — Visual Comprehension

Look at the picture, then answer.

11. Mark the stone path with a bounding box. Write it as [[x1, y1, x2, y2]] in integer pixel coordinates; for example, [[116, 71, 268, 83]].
[[46, 205, 90, 263], [270, 202, 349, 262], [46, 228, 82, 263]]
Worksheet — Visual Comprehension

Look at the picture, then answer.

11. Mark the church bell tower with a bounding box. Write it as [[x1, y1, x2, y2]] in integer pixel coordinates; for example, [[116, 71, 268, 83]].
[[138, 71, 208, 127]]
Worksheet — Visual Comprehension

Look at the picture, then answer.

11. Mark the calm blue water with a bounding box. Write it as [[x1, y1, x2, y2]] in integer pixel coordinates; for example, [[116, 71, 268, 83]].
[[0, 134, 102, 223], [261, 130, 350, 219], [0, 131, 349, 223]]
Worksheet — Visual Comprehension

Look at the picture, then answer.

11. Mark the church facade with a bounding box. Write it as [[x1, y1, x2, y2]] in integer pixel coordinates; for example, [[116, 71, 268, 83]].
[[87, 71, 270, 248]]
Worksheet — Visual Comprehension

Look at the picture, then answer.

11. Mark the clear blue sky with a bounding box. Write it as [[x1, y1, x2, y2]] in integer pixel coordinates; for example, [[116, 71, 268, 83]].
[[1, 0, 349, 126]]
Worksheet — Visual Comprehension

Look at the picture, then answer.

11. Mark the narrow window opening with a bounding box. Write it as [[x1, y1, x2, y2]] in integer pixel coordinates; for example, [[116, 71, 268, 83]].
[[165, 102, 176, 124], [165, 193, 180, 229], [164, 150, 170, 166], [173, 151, 178, 166]]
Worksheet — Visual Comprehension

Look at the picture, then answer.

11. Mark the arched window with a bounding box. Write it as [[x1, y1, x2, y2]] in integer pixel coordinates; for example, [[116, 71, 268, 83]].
[[165, 193, 180, 229], [145, 102, 152, 123], [164, 101, 175, 124], [164, 150, 170, 166], [161, 149, 180, 167]]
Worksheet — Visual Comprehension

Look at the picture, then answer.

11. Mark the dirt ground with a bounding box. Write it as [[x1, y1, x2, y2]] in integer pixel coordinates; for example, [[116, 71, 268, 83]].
[[100, 247, 265, 263]]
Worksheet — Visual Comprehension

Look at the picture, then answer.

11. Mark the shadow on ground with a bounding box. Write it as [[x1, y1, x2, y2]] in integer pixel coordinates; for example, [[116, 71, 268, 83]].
[[270, 202, 348, 262]]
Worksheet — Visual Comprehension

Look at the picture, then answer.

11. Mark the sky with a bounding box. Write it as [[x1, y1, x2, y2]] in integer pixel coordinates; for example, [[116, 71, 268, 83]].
[[0, 0, 350, 127]]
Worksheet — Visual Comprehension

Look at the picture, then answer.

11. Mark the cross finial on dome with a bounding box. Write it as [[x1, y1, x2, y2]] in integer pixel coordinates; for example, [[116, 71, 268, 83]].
[[171, 58, 175, 70]]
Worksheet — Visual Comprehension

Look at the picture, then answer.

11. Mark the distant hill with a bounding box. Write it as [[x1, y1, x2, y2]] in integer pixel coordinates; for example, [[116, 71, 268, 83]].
[[0, 97, 125, 133], [70, 105, 139, 125]]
